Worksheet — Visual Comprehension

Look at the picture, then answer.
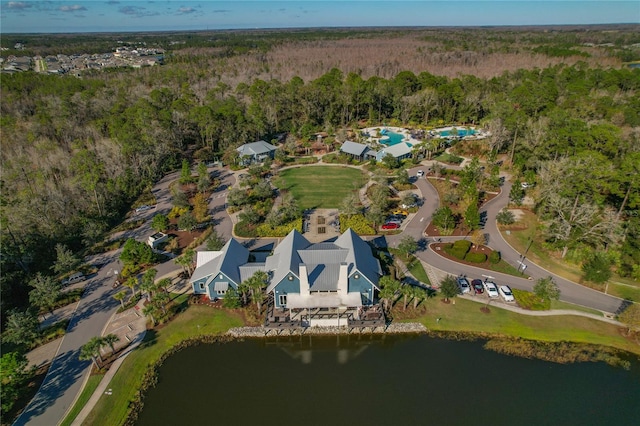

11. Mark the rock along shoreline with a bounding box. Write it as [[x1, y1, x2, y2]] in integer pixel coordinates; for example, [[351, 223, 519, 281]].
[[227, 322, 428, 337]]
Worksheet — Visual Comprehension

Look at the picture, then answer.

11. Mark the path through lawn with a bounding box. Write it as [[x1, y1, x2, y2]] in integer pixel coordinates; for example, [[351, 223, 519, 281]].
[[275, 166, 367, 209]]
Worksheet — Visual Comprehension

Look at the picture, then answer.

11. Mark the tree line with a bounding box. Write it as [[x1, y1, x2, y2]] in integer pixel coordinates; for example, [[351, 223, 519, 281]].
[[2, 45, 639, 320]]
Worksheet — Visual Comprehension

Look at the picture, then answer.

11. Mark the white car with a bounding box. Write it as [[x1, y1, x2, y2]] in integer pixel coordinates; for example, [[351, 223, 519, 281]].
[[416, 170, 425, 178], [135, 205, 154, 213], [484, 281, 500, 298], [499, 285, 515, 302]]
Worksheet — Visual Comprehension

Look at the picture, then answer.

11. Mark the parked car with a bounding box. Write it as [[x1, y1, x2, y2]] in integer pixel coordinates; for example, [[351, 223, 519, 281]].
[[484, 280, 500, 298], [381, 222, 400, 230], [416, 170, 425, 178], [388, 215, 404, 222], [392, 209, 408, 217], [62, 272, 86, 287], [401, 202, 417, 209], [498, 285, 515, 302], [471, 279, 484, 294], [135, 205, 154, 213], [456, 276, 471, 294]]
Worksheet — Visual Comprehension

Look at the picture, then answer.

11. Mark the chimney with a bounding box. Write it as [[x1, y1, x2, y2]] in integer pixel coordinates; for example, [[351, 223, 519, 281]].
[[338, 262, 349, 295], [299, 264, 310, 296]]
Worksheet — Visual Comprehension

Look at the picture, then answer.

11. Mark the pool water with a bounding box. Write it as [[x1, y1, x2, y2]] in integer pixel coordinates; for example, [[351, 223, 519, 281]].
[[440, 128, 476, 137], [380, 131, 405, 146]]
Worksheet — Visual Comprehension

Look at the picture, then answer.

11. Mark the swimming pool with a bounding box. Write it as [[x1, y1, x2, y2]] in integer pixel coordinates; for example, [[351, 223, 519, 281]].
[[439, 128, 476, 138], [380, 131, 406, 146]]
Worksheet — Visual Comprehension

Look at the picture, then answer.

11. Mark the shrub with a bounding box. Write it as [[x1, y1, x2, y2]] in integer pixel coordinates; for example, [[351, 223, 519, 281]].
[[339, 214, 376, 235], [168, 206, 189, 220], [235, 220, 258, 238], [464, 252, 487, 263], [496, 210, 516, 225], [488, 250, 501, 264], [452, 240, 472, 251], [256, 218, 303, 237]]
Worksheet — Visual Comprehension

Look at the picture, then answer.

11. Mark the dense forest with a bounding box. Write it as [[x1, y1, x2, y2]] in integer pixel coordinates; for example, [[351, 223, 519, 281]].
[[1, 26, 639, 317]]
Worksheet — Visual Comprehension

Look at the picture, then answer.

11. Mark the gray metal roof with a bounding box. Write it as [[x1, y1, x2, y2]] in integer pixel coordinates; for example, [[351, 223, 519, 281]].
[[236, 140, 277, 157], [335, 228, 382, 289], [190, 238, 249, 285], [340, 140, 370, 156], [265, 228, 381, 292], [307, 263, 340, 291], [239, 263, 267, 283], [378, 142, 413, 158], [266, 230, 311, 293]]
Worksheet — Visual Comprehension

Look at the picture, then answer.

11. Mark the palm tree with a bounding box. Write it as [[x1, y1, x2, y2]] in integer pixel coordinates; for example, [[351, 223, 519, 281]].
[[124, 277, 138, 300], [411, 286, 427, 309], [79, 336, 104, 370], [400, 284, 413, 311], [143, 303, 160, 326], [247, 271, 269, 311], [157, 278, 172, 292], [102, 333, 119, 355], [154, 290, 170, 315], [378, 276, 400, 312], [113, 291, 127, 310], [140, 268, 158, 301]]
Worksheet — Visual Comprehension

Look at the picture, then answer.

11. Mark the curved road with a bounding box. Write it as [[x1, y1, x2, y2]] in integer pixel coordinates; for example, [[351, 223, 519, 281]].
[[387, 165, 624, 314], [15, 166, 235, 426]]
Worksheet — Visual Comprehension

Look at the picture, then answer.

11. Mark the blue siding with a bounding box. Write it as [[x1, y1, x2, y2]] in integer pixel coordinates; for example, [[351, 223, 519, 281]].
[[192, 277, 208, 295], [273, 275, 300, 308], [206, 271, 237, 299], [348, 271, 375, 306]]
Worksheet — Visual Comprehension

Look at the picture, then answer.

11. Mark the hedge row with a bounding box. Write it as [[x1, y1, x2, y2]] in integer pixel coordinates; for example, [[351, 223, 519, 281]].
[[464, 252, 487, 263], [339, 214, 376, 235], [256, 218, 303, 237]]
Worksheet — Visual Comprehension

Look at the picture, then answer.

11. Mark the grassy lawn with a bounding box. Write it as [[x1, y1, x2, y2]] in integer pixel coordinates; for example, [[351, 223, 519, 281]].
[[274, 166, 366, 209], [82, 306, 244, 426], [60, 374, 104, 426], [406, 256, 431, 285], [401, 297, 639, 355]]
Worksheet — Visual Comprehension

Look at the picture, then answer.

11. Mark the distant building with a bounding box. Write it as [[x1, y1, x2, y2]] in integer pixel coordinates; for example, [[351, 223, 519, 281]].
[[376, 142, 413, 162], [339, 140, 377, 162], [236, 140, 278, 165], [147, 232, 168, 249]]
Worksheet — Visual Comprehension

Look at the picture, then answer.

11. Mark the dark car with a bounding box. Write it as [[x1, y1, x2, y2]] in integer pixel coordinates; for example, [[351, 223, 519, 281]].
[[471, 279, 484, 294]]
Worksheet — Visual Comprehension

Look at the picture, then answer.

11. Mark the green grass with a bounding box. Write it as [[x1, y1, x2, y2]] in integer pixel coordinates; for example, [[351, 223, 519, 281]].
[[83, 306, 243, 426], [274, 166, 367, 209], [403, 297, 639, 354], [60, 374, 105, 426], [406, 256, 431, 285]]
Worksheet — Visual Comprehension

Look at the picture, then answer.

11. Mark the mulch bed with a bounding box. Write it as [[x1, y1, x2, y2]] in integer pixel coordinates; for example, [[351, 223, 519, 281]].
[[430, 242, 496, 269]]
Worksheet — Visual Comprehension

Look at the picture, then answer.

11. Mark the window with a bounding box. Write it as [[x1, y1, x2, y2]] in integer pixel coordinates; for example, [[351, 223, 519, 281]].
[[199, 283, 204, 290], [279, 295, 287, 306], [354, 273, 360, 279], [218, 289, 226, 295]]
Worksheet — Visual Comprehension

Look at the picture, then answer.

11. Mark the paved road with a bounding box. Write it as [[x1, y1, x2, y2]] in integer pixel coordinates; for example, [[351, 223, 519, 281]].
[[15, 252, 122, 426], [385, 165, 625, 315], [16, 165, 233, 426]]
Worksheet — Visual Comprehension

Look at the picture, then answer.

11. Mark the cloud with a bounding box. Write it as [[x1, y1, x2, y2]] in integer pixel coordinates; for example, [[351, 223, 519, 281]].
[[212, 10, 230, 14], [107, 0, 119, 4], [7, 1, 32, 10], [59, 5, 87, 12], [118, 5, 158, 18], [177, 7, 196, 15]]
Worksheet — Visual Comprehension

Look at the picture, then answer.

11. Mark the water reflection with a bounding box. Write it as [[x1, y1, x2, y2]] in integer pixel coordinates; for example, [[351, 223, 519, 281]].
[[137, 335, 640, 426]]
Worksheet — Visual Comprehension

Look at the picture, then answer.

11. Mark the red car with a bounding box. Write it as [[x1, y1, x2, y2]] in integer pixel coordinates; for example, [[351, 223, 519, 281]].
[[381, 222, 400, 230], [471, 279, 484, 294]]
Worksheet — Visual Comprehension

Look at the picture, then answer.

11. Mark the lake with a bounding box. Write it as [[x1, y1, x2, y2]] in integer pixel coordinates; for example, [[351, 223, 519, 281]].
[[136, 335, 640, 426]]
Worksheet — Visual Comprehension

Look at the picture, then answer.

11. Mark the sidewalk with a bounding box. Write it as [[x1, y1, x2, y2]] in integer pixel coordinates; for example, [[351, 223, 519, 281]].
[[67, 298, 148, 426]]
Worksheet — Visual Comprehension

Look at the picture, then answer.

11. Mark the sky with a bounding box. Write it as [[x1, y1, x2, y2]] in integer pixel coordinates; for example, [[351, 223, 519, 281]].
[[1, 1, 638, 34]]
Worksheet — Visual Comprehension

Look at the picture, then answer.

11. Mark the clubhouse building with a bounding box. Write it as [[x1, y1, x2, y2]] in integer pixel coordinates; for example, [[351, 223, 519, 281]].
[[190, 229, 385, 328]]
